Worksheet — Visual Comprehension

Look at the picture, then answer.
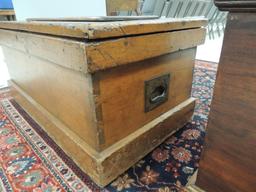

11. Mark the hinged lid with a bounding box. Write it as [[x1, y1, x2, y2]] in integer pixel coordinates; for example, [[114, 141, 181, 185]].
[[0, 16, 207, 40]]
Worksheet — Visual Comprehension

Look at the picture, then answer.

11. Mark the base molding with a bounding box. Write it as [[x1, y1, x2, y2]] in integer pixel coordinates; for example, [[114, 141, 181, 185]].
[[10, 81, 196, 186]]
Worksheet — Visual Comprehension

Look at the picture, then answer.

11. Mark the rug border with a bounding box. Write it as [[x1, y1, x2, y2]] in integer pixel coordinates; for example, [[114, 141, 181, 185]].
[[9, 99, 104, 192]]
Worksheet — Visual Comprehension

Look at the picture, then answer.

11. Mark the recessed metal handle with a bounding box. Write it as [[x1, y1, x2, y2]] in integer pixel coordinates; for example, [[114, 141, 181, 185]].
[[150, 85, 167, 104], [144, 73, 170, 112]]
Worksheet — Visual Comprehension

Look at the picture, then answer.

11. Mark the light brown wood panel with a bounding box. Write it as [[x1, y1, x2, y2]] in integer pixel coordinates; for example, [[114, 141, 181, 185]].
[[0, 18, 207, 39], [99, 98, 196, 184], [96, 48, 196, 149], [2, 46, 99, 149], [86, 28, 205, 72], [0, 17, 206, 186], [11, 84, 195, 186], [84, 18, 207, 40], [0, 29, 87, 73], [9, 86, 102, 184], [0, 27, 205, 74]]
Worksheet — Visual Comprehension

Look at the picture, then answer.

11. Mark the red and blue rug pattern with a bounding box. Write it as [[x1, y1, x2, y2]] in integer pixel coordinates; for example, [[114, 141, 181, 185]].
[[0, 60, 217, 192]]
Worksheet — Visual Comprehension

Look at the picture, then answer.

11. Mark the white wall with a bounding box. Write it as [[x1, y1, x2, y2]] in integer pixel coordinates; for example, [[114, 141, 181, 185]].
[[12, 0, 107, 21], [0, 47, 9, 88], [196, 35, 224, 63]]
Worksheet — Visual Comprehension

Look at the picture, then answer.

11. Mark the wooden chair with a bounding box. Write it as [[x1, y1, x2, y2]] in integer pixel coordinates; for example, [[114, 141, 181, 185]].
[[106, 0, 139, 15], [0, 9, 15, 21]]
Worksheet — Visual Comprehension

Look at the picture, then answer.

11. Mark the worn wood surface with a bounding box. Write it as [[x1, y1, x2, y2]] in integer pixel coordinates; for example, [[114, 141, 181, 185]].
[[0, 39, 201, 151], [86, 28, 206, 72], [9, 83, 102, 184], [0, 26, 205, 73], [0, 17, 207, 39], [0, 24, 205, 150], [99, 98, 196, 184], [0, 29, 88, 73], [2, 46, 99, 149], [0, 18, 206, 186], [10, 82, 195, 186], [1, 37, 198, 150], [197, 12, 256, 192], [95, 48, 196, 149]]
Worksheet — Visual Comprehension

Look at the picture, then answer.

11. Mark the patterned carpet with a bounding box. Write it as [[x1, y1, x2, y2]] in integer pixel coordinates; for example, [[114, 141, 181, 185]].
[[0, 60, 218, 192]]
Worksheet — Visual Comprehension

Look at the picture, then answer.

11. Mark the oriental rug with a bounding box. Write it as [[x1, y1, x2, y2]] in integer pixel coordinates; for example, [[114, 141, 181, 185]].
[[0, 60, 218, 192]]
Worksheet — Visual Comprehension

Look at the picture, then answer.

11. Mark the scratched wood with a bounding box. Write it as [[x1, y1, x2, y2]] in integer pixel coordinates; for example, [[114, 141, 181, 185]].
[[0, 17, 206, 186], [86, 28, 206, 72], [0, 23, 206, 73], [11, 84, 195, 186], [95, 48, 197, 148], [0, 17, 207, 39]]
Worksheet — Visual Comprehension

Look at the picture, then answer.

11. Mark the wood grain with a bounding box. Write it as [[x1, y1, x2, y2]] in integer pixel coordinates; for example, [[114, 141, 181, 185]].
[[95, 48, 196, 149], [0, 27, 204, 151], [2, 41, 198, 151], [10, 83, 195, 186], [0, 18, 207, 39], [196, 12, 256, 192], [0, 17, 206, 186], [0, 26, 206, 74], [2, 46, 99, 149], [99, 98, 196, 185], [9, 82, 102, 183], [0, 29, 88, 73], [86, 28, 206, 72]]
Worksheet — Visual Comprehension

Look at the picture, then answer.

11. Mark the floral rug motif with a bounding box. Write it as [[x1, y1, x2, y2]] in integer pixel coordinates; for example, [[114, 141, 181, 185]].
[[0, 60, 217, 192]]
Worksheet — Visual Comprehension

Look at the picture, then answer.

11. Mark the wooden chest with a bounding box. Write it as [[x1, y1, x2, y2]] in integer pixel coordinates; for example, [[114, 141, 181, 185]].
[[0, 17, 207, 186]]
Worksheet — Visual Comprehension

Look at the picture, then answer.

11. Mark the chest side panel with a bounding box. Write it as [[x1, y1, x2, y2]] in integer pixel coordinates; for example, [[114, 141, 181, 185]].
[[94, 48, 196, 149], [0, 30, 99, 149]]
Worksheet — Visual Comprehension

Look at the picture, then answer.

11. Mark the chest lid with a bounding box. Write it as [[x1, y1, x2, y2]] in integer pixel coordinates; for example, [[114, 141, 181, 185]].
[[0, 16, 207, 40]]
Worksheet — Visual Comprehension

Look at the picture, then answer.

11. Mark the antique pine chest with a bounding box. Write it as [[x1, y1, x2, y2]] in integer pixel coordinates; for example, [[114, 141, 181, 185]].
[[0, 17, 206, 186]]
